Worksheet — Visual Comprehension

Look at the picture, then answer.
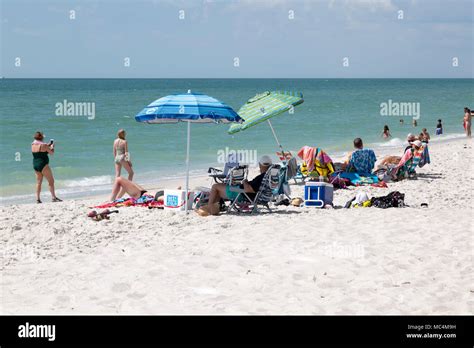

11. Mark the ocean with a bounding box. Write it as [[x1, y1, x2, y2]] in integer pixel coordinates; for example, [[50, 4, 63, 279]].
[[0, 78, 472, 204]]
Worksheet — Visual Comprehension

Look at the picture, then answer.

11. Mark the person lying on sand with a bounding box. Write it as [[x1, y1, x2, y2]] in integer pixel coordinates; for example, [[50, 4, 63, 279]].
[[109, 177, 167, 203], [199, 155, 273, 216]]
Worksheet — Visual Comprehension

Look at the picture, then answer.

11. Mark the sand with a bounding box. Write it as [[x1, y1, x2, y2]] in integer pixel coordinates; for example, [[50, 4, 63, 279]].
[[1, 137, 473, 314]]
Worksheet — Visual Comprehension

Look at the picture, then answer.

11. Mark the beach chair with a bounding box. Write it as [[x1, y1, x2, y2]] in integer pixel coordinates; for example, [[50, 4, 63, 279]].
[[227, 164, 282, 214], [225, 165, 248, 185], [273, 161, 292, 199], [208, 155, 239, 183], [393, 148, 423, 180]]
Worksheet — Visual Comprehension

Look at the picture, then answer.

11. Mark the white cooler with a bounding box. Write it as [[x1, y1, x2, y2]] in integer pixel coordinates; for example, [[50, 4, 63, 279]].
[[164, 189, 194, 211]]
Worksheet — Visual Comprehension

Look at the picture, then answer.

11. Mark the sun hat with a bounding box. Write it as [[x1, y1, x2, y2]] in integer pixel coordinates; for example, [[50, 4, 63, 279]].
[[259, 155, 272, 166], [412, 140, 422, 147]]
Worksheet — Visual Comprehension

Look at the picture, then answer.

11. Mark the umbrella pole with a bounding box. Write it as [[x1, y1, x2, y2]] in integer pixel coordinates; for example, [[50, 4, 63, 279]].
[[185, 121, 191, 214], [267, 119, 287, 158]]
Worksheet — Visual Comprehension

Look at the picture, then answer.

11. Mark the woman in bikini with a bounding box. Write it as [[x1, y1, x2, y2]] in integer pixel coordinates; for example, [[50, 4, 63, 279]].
[[113, 129, 134, 197], [31, 131, 62, 203], [109, 177, 147, 202], [464, 107, 472, 138]]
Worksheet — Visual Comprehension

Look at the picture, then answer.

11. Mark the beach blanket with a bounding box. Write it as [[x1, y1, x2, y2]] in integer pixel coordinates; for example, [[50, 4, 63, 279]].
[[339, 172, 379, 185], [347, 148, 377, 176], [93, 195, 163, 209]]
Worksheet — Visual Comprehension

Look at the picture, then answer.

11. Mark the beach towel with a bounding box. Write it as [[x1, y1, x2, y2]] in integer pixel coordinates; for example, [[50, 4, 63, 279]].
[[418, 145, 430, 168], [298, 146, 334, 178], [297, 146, 316, 172], [93, 195, 163, 209], [339, 172, 379, 185], [347, 149, 377, 176], [397, 147, 423, 176]]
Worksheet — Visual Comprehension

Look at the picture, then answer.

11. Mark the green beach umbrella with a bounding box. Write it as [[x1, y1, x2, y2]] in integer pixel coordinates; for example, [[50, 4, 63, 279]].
[[228, 90, 304, 157]]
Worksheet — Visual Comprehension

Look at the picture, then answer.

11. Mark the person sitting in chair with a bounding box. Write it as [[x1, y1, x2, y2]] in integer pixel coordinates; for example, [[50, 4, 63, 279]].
[[203, 155, 273, 216], [347, 138, 377, 176]]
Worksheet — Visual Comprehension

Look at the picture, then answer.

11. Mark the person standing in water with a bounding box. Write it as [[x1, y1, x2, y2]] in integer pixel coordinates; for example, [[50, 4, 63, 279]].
[[31, 131, 62, 203], [435, 119, 443, 135], [463, 107, 472, 138], [420, 128, 430, 143], [113, 129, 134, 198], [381, 125, 391, 138]]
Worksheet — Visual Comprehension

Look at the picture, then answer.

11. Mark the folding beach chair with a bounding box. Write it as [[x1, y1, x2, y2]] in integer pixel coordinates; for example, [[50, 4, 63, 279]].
[[225, 165, 248, 185], [208, 155, 240, 183], [387, 147, 424, 181], [273, 161, 292, 200], [227, 164, 282, 214]]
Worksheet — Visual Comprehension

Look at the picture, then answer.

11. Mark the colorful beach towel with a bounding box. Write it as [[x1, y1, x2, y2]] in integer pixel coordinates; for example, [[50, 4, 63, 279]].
[[93, 195, 163, 209], [298, 146, 334, 177], [339, 172, 379, 185], [418, 144, 430, 168], [347, 148, 377, 176]]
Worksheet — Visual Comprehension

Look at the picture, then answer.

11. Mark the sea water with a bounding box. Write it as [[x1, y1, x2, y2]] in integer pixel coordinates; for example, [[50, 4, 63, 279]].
[[0, 78, 472, 203]]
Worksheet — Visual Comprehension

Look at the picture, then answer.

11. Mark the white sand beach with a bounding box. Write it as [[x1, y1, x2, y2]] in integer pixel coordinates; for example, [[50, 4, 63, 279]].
[[1, 137, 473, 314]]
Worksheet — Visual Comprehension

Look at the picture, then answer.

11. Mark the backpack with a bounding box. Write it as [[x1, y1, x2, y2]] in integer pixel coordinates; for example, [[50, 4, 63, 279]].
[[370, 191, 405, 209]]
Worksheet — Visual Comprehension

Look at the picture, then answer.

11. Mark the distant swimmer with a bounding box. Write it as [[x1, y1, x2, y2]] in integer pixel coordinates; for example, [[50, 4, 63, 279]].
[[381, 125, 392, 138]]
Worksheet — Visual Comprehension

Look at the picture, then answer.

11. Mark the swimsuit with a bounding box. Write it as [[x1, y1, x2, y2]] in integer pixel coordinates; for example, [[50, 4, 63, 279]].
[[115, 147, 126, 164], [114, 140, 129, 164], [32, 151, 49, 172]]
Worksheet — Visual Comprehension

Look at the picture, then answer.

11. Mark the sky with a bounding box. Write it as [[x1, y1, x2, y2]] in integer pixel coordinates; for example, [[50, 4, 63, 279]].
[[0, 0, 473, 78]]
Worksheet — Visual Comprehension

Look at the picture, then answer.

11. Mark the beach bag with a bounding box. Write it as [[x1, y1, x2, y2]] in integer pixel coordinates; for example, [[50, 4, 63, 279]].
[[370, 191, 405, 209]]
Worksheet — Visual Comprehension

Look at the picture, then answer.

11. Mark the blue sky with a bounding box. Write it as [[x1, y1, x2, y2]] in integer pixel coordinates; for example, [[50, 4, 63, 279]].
[[1, 0, 472, 78]]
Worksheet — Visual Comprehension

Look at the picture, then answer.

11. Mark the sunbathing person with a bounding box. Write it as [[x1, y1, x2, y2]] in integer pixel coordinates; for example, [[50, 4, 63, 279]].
[[203, 155, 273, 216], [109, 177, 150, 201], [110, 176, 168, 202], [394, 140, 425, 179], [379, 133, 417, 167], [346, 138, 377, 176]]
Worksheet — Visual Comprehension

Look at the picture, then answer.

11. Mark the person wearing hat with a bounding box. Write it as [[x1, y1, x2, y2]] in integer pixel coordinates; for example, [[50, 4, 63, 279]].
[[203, 155, 273, 216], [395, 139, 424, 175], [404, 133, 418, 153]]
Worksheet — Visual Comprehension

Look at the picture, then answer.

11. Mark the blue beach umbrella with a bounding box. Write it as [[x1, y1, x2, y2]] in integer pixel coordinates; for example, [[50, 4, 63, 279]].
[[135, 90, 242, 213]]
